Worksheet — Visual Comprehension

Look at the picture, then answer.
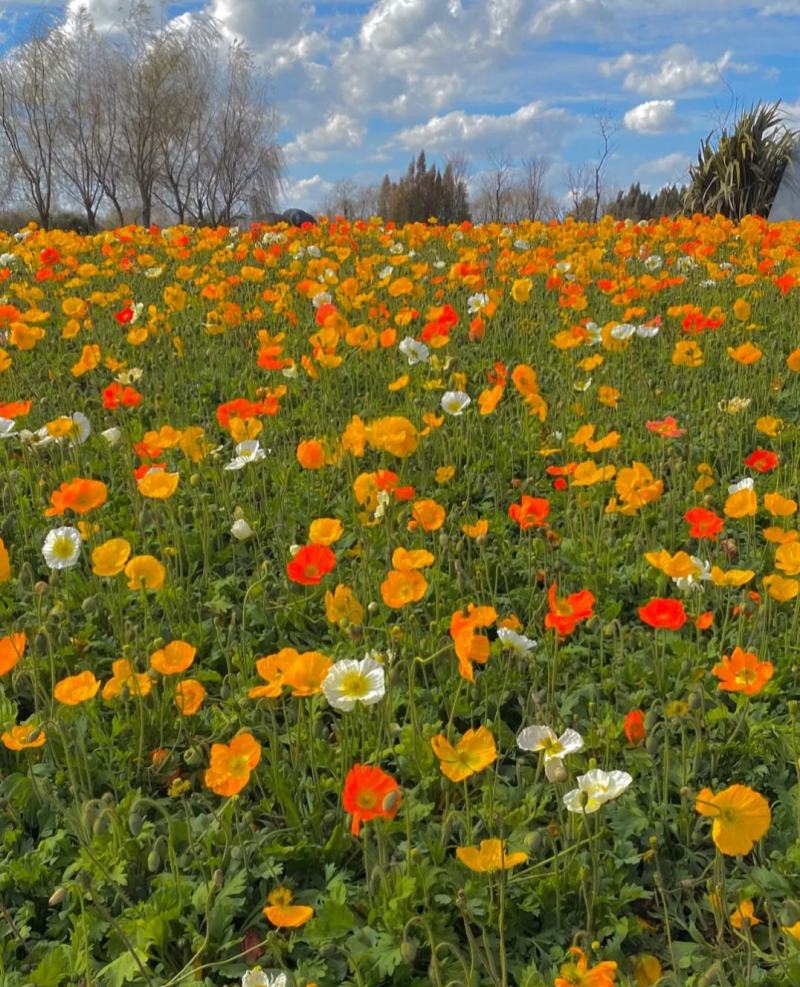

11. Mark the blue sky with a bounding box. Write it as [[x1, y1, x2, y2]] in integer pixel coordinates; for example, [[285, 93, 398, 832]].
[[2, 0, 800, 211]]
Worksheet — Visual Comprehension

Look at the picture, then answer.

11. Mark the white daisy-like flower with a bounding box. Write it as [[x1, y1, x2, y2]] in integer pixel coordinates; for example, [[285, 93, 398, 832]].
[[224, 440, 267, 471], [311, 291, 331, 308], [497, 627, 537, 654], [441, 391, 471, 416], [0, 417, 17, 439], [728, 476, 754, 494], [562, 768, 632, 814], [231, 518, 254, 540], [467, 292, 489, 314], [398, 337, 429, 365], [42, 527, 82, 570], [322, 657, 386, 712]]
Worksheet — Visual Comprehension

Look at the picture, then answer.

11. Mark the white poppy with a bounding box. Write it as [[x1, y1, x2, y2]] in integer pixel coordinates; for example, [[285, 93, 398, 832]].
[[398, 337, 429, 365], [441, 391, 471, 416], [467, 292, 489, 314], [311, 291, 331, 308], [563, 768, 632, 814], [585, 322, 603, 346], [322, 657, 385, 712], [674, 557, 711, 593], [100, 427, 122, 446], [517, 725, 583, 761], [610, 323, 636, 341], [378, 265, 394, 280], [42, 527, 82, 570], [728, 476, 754, 494], [497, 627, 537, 654], [231, 518, 254, 540], [241, 971, 287, 987], [0, 417, 16, 439], [224, 440, 267, 471], [635, 324, 659, 339]]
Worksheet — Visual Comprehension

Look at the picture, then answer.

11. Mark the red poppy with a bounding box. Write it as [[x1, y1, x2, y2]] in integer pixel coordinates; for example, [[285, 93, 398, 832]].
[[342, 763, 401, 836], [744, 449, 779, 473], [287, 544, 336, 585], [645, 416, 686, 438], [544, 585, 595, 636], [508, 495, 550, 530], [684, 506, 724, 540], [624, 710, 646, 745], [638, 598, 687, 630], [114, 306, 135, 325], [103, 382, 143, 410]]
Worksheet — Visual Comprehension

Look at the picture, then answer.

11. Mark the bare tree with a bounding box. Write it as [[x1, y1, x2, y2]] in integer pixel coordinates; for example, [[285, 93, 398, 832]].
[[565, 163, 594, 221], [520, 154, 551, 220], [476, 149, 515, 223], [0, 29, 63, 228], [591, 108, 619, 223]]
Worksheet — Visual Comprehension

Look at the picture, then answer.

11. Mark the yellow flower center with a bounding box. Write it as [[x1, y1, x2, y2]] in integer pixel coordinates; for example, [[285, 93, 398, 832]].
[[340, 670, 369, 698], [52, 536, 75, 559]]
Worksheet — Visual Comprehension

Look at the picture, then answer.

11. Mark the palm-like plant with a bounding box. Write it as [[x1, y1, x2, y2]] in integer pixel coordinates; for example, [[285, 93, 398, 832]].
[[685, 101, 799, 219]]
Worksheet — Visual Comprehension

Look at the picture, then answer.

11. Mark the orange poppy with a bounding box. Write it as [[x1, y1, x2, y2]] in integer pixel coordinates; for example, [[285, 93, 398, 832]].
[[102, 659, 152, 700], [711, 647, 773, 696], [174, 679, 206, 715], [150, 640, 197, 675], [431, 726, 497, 782], [263, 887, 314, 928], [695, 784, 771, 855], [409, 499, 446, 532], [204, 732, 262, 797], [281, 651, 332, 696], [342, 763, 400, 836], [2, 723, 46, 751], [44, 478, 108, 517], [0, 632, 26, 675], [545, 586, 595, 636], [54, 670, 100, 705], [554, 947, 617, 987], [638, 598, 686, 631], [380, 569, 428, 608], [508, 495, 549, 530]]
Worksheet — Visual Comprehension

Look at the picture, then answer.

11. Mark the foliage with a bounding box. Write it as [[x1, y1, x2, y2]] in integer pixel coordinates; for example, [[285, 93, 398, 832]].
[[685, 101, 799, 220], [377, 150, 471, 225]]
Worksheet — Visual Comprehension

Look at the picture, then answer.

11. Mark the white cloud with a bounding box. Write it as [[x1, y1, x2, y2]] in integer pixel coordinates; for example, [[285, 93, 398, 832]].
[[278, 174, 332, 210], [635, 151, 691, 182], [601, 43, 750, 96], [284, 113, 366, 163], [624, 99, 677, 133], [529, 0, 608, 35], [388, 101, 571, 153], [360, 0, 458, 50]]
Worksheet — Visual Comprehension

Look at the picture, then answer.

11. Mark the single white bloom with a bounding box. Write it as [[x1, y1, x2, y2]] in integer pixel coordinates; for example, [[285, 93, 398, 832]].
[[398, 337, 429, 365], [0, 417, 16, 439], [497, 627, 537, 654], [433, 259, 446, 269], [242, 970, 287, 987], [574, 378, 592, 392], [517, 725, 583, 761], [728, 476, 754, 494], [555, 260, 571, 272], [101, 426, 122, 446], [231, 518, 254, 540], [389, 241, 405, 254], [311, 291, 331, 308], [585, 322, 603, 346], [699, 279, 716, 288], [610, 323, 636, 341], [467, 292, 489, 314], [563, 768, 632, 814], [224, 440, 266, 471], [441, 391, 471, 416], [307, 244, 321, 258], [281, 363, 299, 379], [0, 252, 18, 266], [69, 412, 92, 445], [144, 266, 163, 279], [378, 265, 394, 280], [674, 556, 712, 593], [513, 239, 530, 250], [322, 657, 386, 712], [42, 527, 82, 570], [373, 488, 391, 521], [643, 254, 663, 271], [636, 324, 659, 339]]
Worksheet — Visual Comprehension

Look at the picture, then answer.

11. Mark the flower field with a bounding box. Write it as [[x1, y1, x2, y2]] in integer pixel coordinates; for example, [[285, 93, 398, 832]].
[[2, 214, 800, 987]]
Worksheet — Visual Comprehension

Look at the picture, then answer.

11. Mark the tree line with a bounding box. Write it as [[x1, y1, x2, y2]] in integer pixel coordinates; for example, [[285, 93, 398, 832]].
[[0, 3, 282, 230]]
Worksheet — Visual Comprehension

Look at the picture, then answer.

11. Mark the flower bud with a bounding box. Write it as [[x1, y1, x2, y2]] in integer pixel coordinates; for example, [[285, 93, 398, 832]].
[[48, 887, 66, 907], [231, 518, 254, 541]]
